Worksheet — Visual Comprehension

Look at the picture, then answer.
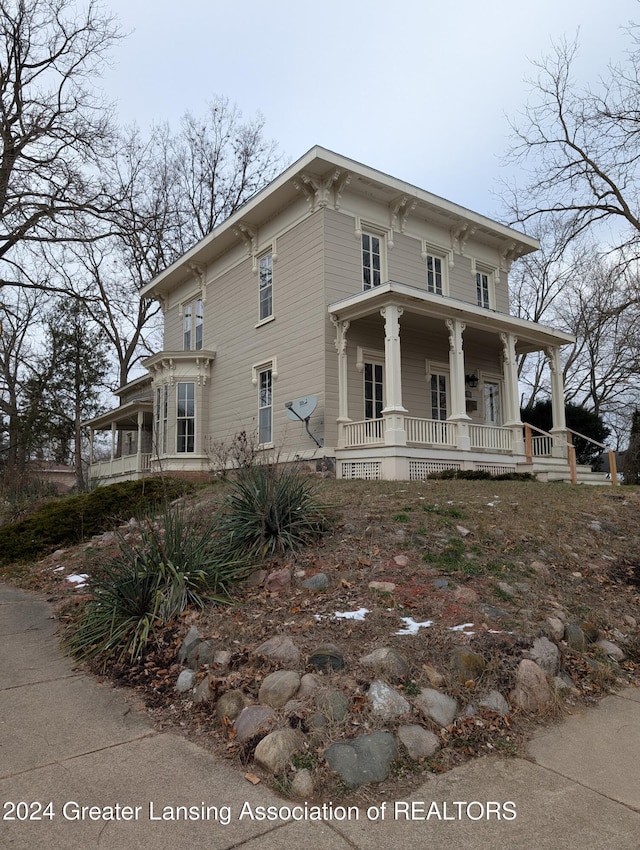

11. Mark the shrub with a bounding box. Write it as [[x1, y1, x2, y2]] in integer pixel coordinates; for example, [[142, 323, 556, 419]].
[[0, 478, 193, 566], [66, 503, 249, 663], [219, 463, 326, 558]]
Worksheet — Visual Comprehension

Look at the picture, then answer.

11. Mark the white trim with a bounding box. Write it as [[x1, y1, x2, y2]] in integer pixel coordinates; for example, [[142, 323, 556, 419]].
[[251, 356, 278, 386]]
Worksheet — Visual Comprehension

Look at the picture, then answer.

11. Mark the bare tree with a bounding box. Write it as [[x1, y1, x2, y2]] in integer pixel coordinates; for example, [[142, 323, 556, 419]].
[[0, 0, 121, 290], [504, 33, 640, 254]]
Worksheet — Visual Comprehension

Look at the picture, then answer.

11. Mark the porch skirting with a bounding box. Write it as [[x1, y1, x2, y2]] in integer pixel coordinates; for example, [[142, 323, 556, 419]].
[[335, 444, 524, 481]]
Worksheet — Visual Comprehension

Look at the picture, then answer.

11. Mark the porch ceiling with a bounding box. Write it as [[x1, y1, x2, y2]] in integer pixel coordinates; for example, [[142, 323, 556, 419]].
[[85, 401, 153, 432], [328, 281, 575, 353]]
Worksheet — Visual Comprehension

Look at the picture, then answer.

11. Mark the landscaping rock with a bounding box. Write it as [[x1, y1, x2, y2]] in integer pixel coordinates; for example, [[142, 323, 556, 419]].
[[393, 554, 410, 567], [178, 625, 201, 664], [316, 689, 349, 722], [252, 635, 301, 667], [432, 578, 449, 589], [175, 669, 196, 692], [415, 688, 458, 727], [233, 705, 276, 743], [530, 560, 551, 579], [264, 567, 291, 595], [215, 690, 248, 724], [297, 673, 320, 699], [325, 731, 397, 788], [397, 724, 441, 759], [258, 670, 301, 708], [359, 647, 410, 682], [291, 768, 315, 798], [450, 646, 486, 682], [194, 676, 212, 704], [525, 636, 560, 677], [308, 644, 346, 671], [480, 604, 509, 620], [212, 650, 232, 672], [596, 639, 626, 662], [367, 680, 411, 721], [497, 581, 516, 598], [423, 664, 445, 688], [187, 639, 216, 669], [565, 624, 587, 651], [302, 572, 329, 591], [546, 617, 565, 641], [254, 729, 304, 775], [582, 621, 600, 643], [479, 690, 509, 715], [368, 581, 396, 593], [510, 660, 553, 713]]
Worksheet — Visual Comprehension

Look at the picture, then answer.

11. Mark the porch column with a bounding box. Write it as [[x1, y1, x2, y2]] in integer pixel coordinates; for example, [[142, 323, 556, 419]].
[[547, 346, 568, 457], [500, 332, 525, 454], [381, 304, 407, 446], [331, 316, 351, 449], [445, 319, 471, 450], [136, 410, 144, 473], [110, 422, 116, 477]]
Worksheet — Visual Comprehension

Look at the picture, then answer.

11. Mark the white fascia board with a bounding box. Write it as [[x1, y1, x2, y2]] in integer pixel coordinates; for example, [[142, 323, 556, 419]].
[[328, 282, 575, 348]]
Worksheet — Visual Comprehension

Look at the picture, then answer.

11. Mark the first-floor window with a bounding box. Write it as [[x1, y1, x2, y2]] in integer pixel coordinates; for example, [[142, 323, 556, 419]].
[[154, 384, 169, 454], [476, 272, 490, 308], [364, 362, 384, 419], [177, 382, 195, 453], [430, 373, 448, 420], [258, 368, 273, 444]]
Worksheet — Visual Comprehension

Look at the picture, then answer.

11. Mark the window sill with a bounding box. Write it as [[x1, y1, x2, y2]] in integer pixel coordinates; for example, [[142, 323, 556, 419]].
[[255, 316, 275, 329]]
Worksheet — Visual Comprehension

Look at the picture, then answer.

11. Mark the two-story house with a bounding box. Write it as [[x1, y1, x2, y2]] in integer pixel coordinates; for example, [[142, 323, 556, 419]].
[[87, 146, 579, 484]]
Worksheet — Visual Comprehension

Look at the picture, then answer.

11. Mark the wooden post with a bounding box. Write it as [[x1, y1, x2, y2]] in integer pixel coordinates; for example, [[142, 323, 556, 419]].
[[568, 444, 578, 485], [524, 424, 532, 463], [608, 450, 618, 487]]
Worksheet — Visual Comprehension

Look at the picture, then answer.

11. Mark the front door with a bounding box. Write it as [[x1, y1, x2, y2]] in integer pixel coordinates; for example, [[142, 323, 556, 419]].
[[484, 381, 502, 426]]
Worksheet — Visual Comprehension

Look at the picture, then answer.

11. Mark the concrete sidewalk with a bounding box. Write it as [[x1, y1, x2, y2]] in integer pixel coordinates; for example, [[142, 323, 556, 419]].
[[1, 583, 639, 850]]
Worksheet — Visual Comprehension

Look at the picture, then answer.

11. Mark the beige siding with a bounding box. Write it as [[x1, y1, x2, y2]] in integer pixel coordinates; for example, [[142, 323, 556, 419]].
[[204, 212, 327, 458]]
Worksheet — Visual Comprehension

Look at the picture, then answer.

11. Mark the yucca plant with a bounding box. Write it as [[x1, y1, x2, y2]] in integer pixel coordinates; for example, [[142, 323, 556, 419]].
[[67, 503, 250, 664], [219, 463, 326, 558]]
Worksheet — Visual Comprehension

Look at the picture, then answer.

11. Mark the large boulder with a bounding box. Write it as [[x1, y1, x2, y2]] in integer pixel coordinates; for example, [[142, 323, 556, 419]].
[[325, 731, 397, 788]]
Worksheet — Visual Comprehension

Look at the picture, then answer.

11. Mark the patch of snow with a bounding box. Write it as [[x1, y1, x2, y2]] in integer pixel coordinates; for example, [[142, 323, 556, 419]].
[[395, 617, 434, 635], [450, 622, 475, 632], [335, 607, 369, 621], [66, 574, 88, 588], [315, 607, 370, 623], [53, 566, 64, 573]]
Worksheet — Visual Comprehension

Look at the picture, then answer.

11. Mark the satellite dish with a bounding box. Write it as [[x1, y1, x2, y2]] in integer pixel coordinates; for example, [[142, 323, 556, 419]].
[[285, 395, 318, 422]]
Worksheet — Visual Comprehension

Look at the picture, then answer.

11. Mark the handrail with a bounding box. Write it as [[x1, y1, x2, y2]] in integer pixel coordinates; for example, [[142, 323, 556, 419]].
[[523, 422, 617, 487], [566, 427, 618, 487], [523, 422, 577, 485]]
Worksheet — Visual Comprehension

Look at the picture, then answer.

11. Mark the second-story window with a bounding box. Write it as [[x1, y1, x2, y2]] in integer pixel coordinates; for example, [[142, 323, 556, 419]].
[[476, 272, 490, 309], [184, 298, 204, 350], [183, 304, 192, 350], [426, 254, 443, 295], [195, 298, 203, 350], [259, 252, 273, 321], [362, 233, 381, 290]]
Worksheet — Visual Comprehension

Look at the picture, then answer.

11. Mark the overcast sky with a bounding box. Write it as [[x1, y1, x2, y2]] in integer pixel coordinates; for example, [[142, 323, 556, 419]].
[[99, 0, 639, 221]]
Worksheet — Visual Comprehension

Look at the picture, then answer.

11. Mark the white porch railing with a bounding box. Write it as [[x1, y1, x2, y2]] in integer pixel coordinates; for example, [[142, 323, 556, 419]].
[[406, 417, 456, 446], [90, 452, 152, 480], [531, 435, 554, 457], [469, 424, 512, 452], [343, 419, 384, 446]]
